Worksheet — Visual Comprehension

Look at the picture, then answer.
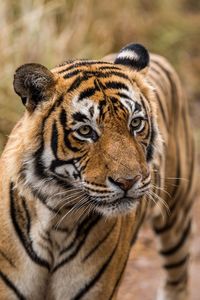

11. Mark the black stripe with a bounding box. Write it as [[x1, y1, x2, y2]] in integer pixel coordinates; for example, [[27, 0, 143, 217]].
[[108, 255, 129, 300], [27, 183, 67, 213], [82, 222, 116, 261], [33, 93, 64, 179], [59, 216, 100, 255], [20, 93, 73, 208], [0, 270, 26, 300], [115, 57, 146, 70], [52, 225, 69, 233], [59, 215, 99, 255], [78, 87, 96, 101], [51, 122, 58, 158], [154, 213, 177, 234], [163, 255, 189, 269], [141, 141, 148, 147], [10, 183, 50, 270], [67, 76, 82, 93], [166, 272, 187, 286], [140, 93, 156, 162], [40, 232, 53, 247], [73, 112, 89, 122], [154, 196, 193, 235], [97, 71, 130, 81], [59, 61, 112, 74], [59, 109, 80, 151], [21, 198, 31, 234], [67, 72, 101, 93], [98, 99, 107, 115], [53, 215, 101, 272], [50, 158, 76, 173], [109, 97, 127, 115], [59, 108, 67, 128], [63, 130, 80, 152], [98, 66, 121, 71], [65, 70, 130, 84], [84, 180, 107, 188], [89, 106, 94, 117], [0, 250, 16, 268], [159, 220, 191, 256], [63, 70, 80, 79], [71, 229, 121, 300], [105, 81, 129, 91], [117, 92, 132, 101], [134, 101, 142, 112]]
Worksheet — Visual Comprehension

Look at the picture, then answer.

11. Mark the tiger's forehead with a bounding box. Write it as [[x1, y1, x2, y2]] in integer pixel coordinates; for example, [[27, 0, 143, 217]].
[[51, 60, 150, 128], [68, 78, 143, 124], [54, 61, 145, 117], [69, 80, 140, 118]]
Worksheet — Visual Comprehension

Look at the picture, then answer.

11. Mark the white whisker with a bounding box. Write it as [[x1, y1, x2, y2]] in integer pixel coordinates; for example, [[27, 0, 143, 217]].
[[54, 196, 90, 230], [149, 190, 170, 216], [146, 192, 165, 220]]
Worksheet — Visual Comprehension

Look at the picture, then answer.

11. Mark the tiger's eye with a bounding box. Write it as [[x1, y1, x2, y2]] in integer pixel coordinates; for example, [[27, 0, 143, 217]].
[[130, 118, 142, 129], [77, 125, 92, 136]]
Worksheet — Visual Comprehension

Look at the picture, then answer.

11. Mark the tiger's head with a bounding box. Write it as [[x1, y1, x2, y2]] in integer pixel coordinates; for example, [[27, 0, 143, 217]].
[[12, 43, 162, 216]]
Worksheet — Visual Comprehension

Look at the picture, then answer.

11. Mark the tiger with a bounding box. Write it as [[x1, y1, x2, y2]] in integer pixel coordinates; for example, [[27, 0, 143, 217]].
[[0, 43, 196, 300]]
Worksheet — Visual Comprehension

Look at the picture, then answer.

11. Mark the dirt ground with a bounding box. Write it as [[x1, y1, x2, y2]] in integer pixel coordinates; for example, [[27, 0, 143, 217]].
[[118, 196, 200, 300]]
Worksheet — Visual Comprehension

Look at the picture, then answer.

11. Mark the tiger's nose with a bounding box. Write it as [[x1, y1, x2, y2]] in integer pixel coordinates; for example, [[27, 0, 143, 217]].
[[108, 175, 141, 191]]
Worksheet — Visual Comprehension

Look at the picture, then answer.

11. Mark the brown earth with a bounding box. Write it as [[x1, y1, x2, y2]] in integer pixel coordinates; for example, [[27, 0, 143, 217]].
[[117, 197, 200, 300]]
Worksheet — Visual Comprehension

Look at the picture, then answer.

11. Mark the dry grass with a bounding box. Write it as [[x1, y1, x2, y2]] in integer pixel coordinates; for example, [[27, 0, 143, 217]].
[[0, 0, 199, 151]]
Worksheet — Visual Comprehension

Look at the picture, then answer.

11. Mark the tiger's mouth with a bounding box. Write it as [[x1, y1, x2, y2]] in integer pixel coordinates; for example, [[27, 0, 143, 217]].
[[73, 178, 151, 216], [89, 195, 143, 216]]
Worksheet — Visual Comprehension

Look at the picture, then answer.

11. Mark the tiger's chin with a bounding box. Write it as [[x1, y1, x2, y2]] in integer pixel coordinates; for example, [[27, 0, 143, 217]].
[[93, 197, 142, 217]]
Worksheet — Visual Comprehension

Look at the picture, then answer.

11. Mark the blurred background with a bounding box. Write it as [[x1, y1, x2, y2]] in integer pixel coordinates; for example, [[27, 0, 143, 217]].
[[0, 0, 199, 298]]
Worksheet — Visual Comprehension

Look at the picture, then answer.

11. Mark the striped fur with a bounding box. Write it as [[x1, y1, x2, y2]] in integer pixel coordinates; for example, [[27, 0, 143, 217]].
[[0, 43, 196, 300]]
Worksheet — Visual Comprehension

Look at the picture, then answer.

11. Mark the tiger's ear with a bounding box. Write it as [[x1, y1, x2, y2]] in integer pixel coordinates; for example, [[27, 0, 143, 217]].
[[13, 63, 56, 112], [114, 43, 150, 74]]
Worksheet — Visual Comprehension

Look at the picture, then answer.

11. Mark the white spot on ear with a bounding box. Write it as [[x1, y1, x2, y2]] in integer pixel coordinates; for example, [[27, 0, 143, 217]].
[[117, 50, 140, 61]]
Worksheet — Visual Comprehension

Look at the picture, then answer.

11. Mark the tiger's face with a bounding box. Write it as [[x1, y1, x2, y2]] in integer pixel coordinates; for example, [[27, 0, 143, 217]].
[[13, 44, 161, 216]]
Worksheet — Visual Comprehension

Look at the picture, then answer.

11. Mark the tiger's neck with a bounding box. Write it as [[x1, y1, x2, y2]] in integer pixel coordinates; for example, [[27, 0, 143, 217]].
[[9, 181, 105, 270]]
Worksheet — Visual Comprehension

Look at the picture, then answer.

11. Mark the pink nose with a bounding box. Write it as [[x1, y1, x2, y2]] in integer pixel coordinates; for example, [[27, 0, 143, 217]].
[[109, 175, 141, 191]]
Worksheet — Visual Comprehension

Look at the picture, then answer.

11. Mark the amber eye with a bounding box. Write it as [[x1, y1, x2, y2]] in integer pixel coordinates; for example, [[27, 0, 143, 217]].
[[131, 118, 142, 129], [77, 125, 93, 136], [130, 117, 145, 134], [75, 125, 99, 141]]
